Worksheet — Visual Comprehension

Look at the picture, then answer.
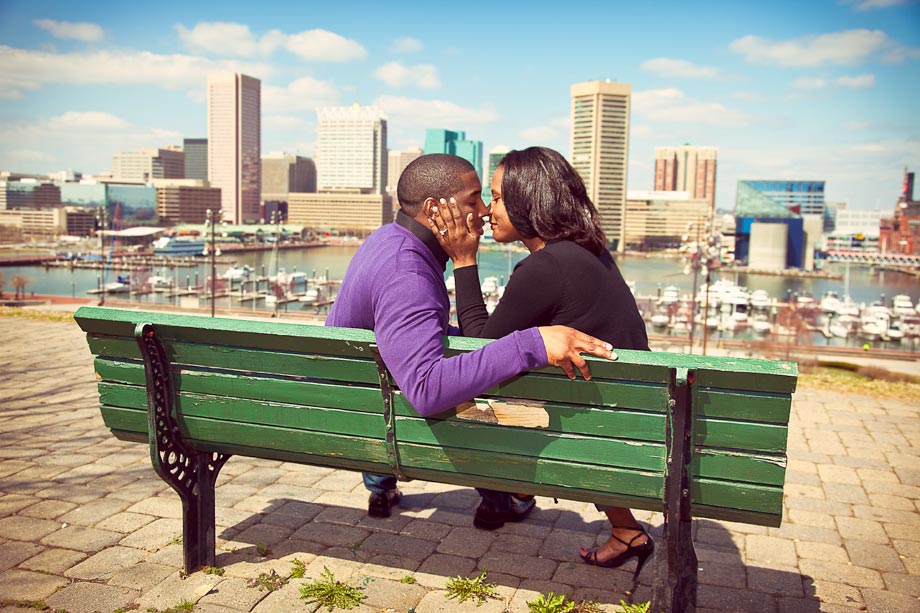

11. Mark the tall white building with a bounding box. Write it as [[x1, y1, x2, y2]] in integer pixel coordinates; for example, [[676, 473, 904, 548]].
[[570, 80, 631, 251], [654, 145, 718, 215], [316, 104, 387, 195], [112, 148, 185, 182], [208, 72, 261, 224]]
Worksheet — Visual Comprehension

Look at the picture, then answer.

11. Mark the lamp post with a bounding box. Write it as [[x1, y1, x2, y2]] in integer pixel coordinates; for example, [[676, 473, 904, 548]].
[[687, 218, 723, 356], [205, 209, 221, 317], [97, 206, 106, 307]]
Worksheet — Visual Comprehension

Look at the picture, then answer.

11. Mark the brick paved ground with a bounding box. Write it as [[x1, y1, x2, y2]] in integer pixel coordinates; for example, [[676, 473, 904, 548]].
[[0, 315, 917, 613]]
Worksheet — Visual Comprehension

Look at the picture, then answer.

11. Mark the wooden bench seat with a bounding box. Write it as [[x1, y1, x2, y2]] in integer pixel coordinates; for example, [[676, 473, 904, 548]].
[[75, 306, 797, 612]]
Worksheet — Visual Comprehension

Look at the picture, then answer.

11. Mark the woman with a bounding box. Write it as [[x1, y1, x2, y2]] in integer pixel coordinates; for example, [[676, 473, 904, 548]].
[[428, 146, 653, 577]]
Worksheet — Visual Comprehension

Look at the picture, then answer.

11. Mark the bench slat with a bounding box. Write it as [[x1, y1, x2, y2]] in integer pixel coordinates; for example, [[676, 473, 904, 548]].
[[692, 450, 787, 486], [88, 335, 381, 385], [692, 366, 797, 394], [395, 416, 665, 472], [691, 478, 784, 517], [695, 389, 792, 423], [694, 418, 788, 453], [397, 442, 664, 501]]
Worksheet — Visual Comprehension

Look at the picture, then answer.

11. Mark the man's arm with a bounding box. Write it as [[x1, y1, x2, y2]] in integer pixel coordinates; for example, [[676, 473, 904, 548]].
[[373, 271, 615, 417]]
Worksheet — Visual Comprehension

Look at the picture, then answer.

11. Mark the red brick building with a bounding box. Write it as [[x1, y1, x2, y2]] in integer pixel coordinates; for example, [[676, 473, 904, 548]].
[[879, 168, 920, 254]]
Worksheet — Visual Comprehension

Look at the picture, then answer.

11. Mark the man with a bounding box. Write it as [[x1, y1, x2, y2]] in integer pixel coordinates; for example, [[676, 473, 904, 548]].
[[326, 154, 616, 526]]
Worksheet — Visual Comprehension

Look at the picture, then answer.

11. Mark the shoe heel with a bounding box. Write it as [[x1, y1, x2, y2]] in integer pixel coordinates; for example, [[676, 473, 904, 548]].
[[632, 545, 653, 580]]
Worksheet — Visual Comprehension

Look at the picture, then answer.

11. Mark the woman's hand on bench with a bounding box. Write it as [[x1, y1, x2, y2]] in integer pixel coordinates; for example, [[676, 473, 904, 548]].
[[538, 326, 618, 381]]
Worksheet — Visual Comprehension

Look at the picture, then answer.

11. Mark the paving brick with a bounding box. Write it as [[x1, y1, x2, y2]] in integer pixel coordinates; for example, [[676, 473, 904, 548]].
[[117, 516, 183, 551], [136, 571, 225, 610], [95, 510, 156, 533], [45, 581, 139, 613], [746, 535, 799, 567], [0, 540, 43, 572], [852, 504, 920, 526], [437, 526, 495, 558], [126, 495, 184, 519], [65, 545, 148, 580], [698, 583, 778, 612], [18, 498, 78, 520], [198, 575, 274, 611], [478, 551, 557, 581], [19, 547, 86, 574], [0, 568, 69, 601], [747, 565, 805, 597], [400, 518, 452, 542], [793, 540, 849, 563], [41, 524, 123, 553], [361, 576, 428, 612], [417, 553, 477, 577], [860, 588, 920, 613], [843, 539, 905, 572], [360, 532, 437, 561], [835, 516, 889, 543], [291, 521, 370, 548], [0, 515, 60, 540], [107, 560, 177, 591], [798, 559, 884, 589]]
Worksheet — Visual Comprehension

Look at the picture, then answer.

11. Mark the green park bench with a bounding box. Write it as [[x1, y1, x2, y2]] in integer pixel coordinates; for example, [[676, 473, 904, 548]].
[[74, 306, 797, 612]]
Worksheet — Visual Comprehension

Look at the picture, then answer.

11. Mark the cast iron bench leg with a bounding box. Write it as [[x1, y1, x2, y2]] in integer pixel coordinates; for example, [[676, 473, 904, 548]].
[[136, 324, 231, 574]]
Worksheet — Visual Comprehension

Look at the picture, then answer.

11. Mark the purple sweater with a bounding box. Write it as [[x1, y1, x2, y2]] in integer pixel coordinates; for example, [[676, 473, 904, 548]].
[[326, 213, 547, 416]]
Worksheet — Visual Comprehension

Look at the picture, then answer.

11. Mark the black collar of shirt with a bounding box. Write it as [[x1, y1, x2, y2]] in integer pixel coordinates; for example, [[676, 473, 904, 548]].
[[395, 210, 449, 270]]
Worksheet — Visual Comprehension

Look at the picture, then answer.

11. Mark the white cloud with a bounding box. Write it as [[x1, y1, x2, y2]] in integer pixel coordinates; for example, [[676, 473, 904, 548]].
[[391, 37, 423, 54], [731, 29, 891, 67], [262, 76, 340, 113], [640, 57, 719, 79], [631, 124, 653, 138], [842, 0, 917, 10], [34, 18, 104, 42], [632, 88, 751, 127], [836, 73, 876, 88], [792, 77, 829, 90], [0, 45, 275, 98], [285, 29, 366, 62], [0, 111, 182, 173], [176, 22, 365, 62], [731, 91, 765, 102], [518, 116, 570, 143], [846, 120, 873, 130], [374, 62, 440, 89], [47, 111, 131, 131], [372, 95, 497, 127], [176, 22, 285, 57], [5, 149, 56, 163]]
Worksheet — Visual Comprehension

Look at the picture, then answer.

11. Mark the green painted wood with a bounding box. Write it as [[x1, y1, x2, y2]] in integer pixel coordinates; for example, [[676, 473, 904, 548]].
[[694, 389, 792, 423], [690, 504, 781, 528], [403, 466, 666, 514], [691, 478, 784, 516], [182, 416, 389, 464], [694, 418, 788, 453], [95, 357, 145, 385], [97, 382, 387, 439], [397, 442, 665, 500], [88, 335, 381, 385], [395, 416, 665, 472], [100, 405, 146, 434], [691, 450, 787, 486], [693, 365, 797, 394], [96, 365, 386, 414], [109, 429, 147, 444]]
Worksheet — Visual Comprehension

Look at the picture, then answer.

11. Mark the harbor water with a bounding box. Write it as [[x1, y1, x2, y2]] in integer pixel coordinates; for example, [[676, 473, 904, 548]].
[[2, 244, 918, 351]]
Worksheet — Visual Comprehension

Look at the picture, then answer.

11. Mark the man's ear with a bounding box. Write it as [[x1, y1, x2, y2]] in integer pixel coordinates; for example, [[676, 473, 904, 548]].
[[421, 197, 438, 220]]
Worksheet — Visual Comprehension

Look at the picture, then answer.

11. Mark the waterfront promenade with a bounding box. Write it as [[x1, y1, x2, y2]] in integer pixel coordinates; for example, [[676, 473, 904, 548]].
[[0, 313, 918, 612]]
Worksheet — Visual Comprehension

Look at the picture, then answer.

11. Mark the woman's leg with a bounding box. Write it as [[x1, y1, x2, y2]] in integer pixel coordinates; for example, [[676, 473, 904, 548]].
[[579, 505, 649, 562]]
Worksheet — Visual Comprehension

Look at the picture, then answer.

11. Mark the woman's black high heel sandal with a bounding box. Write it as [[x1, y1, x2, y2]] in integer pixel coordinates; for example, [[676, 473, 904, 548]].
[[580, 529, 655, 579]]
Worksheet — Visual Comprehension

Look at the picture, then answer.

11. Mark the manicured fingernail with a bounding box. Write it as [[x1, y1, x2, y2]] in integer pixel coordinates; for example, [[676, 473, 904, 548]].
[[450, 197, 456, 204], [431, 206, 438, 213], [439, 198, 446, 204]]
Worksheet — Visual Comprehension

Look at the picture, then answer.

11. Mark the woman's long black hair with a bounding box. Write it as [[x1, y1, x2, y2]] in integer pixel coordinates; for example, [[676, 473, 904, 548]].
[[499, 146, 608, 255]]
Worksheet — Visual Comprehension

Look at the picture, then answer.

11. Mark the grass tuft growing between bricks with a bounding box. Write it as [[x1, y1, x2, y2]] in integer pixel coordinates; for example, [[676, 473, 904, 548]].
[[299, 566, 367, 611], [445, 569, 498, 606]]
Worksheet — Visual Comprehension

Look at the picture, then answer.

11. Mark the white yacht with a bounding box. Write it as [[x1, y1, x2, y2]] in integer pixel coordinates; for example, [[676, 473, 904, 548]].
[[892, 294, 915, 317], [750, 289, 771, 311], [658, 285, 681, 306], [481, 276, 499, 296], [752, 316, 773, 335], [819, 291, 842, 315]]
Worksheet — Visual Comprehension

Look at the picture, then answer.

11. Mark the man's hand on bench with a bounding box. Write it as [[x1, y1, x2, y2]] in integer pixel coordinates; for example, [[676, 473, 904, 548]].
[[538, 326, 618, 381]]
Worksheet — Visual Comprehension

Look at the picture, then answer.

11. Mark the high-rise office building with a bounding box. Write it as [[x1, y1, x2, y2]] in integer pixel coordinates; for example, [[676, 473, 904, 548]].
[[183, 138, 208, 181], [208, 72, 261, 224], [262, 154, 316, 196], [112, 148, 185, 182], [386, 147, 423, 193], [316, 104, 387, 195], [481, 146, 510, 204], [424, 129, 483, 179], [654, 145, 718, 214], [570, 80, 631, 251]]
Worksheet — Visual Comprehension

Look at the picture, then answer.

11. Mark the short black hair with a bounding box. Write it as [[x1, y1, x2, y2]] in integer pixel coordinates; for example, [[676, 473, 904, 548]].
[[500, 146, 608, 255], [397, 154, 476, 216]]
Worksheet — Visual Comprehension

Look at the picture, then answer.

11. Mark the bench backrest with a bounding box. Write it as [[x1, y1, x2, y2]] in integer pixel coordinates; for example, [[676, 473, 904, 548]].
[[74, 307, 797, 527]]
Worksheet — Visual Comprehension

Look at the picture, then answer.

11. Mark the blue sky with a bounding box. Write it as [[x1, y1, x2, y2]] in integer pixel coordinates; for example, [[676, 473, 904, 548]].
[[0, 0, 918, 211]]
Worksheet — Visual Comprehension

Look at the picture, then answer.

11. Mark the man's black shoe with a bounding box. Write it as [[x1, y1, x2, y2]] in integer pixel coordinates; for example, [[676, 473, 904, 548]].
[[368, 489, 401, 518], [473, 495, 536, 530]]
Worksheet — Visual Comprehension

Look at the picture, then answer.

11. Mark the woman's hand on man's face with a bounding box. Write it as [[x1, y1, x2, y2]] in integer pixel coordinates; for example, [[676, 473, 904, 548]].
[[428, 197, 481, 268]]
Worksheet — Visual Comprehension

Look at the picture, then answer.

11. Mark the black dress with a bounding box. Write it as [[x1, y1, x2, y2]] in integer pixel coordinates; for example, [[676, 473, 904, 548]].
[[455, 239, 648, 351]]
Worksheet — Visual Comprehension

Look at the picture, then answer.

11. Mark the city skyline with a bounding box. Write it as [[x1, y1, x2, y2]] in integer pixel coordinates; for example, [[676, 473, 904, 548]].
[[0, 0, 918, 212]]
